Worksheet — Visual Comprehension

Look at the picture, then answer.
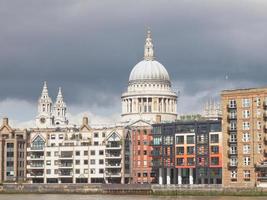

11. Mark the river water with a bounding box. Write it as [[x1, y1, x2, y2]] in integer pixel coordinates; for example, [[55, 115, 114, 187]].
[[0, 194, 266, 200]]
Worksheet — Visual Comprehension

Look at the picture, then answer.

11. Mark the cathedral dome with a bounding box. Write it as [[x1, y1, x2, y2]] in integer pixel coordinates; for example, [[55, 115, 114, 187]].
[[129, 60, 170, 83]]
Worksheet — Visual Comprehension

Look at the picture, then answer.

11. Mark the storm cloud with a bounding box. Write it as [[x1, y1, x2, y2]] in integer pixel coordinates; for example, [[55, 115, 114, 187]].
[[1, 0, 267, 125]]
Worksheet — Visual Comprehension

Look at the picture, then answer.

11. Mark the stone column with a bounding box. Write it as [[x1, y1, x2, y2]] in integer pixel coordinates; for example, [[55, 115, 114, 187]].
[[189, 168, 193, 185], [178, 168, 182, 184], [159, 168, 163, 185], [166, 168, 171, 185]]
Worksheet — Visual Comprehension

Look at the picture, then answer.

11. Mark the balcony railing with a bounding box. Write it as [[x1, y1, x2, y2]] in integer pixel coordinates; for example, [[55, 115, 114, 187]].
[[228, 162, 238, 167]]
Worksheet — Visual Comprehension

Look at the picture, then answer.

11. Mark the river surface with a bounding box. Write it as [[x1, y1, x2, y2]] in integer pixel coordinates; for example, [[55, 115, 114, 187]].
[[0, 194, 266, 200]]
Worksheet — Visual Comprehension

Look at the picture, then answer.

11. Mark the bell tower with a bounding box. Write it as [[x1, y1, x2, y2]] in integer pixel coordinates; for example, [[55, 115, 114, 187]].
[[36, 81, 54, 128], [53, 87, 68, 126]]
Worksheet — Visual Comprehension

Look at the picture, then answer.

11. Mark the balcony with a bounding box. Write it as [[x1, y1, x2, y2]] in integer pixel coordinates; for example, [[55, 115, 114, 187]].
[[105, 163, 121, 168], [27, 156, 44, 160], [228, 139, 237, 145], [58, 163, 73, 168], [27, 164, 44, 169], [27, 173, 44, 178], [105, 153, 121, 159], [228, 104, 237, 109], [228, 150, 237, 157], [228, 127, 237, 133], [255, 161, 267, 168], [105, 172, 121, 177], [58, 155, 73, 160], [228, 114, 237, 120], [228, 162, 238, 168], [27, 147, 44, 152], [106, 144, 121, 149]]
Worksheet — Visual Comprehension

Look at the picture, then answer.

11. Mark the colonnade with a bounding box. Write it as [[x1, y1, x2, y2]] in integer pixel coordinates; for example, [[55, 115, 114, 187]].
[[158, 168, 194, 185], [122, 97, 177, 114]]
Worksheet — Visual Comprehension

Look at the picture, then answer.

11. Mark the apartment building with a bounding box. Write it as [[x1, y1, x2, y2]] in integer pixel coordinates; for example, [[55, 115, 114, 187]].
[[221, 87, 267, 188], [125, 120, 155, 184], [27, 117, 128, 184], [151, 119, 222, 185], [0, 118, 27, 183]]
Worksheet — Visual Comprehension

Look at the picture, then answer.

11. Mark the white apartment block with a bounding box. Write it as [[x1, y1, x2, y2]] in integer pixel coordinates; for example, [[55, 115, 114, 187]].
[[27, 117, 128, 184]]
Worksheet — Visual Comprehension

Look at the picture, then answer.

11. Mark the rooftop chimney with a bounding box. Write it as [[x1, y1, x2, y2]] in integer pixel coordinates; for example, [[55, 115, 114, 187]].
[[3, 117, 9, 126]]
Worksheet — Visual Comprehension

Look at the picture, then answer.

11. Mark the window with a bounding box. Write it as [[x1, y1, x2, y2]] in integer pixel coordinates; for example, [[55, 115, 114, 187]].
[[230, 122, 236, 130], [94, 132, 99, 138], [242, 98, 250, 107], [176, 136, 184, 144], [211, 157, 219, 165], [99, 150, 104, 155], [187, 158, 195, 166], [84, 151, 88, 156], [75, 160, 80, 165], [46, 169, 51, 174], [59, 134, 64, 139], [75, 169, 80, 174], [47, 152, 51, 157], [99, 169, 104, 174], [231, 170, 237, 179], [90, 150, 95, 156], [211, 146, 219, 154], [243, 157, 250, 166], [75, 151, 80, 156], [90, 169, 95, 174], [256, 97, 261, 106], [84, 160, 88, 165], [243, 145, 250, 154], [242, 133, 250, 142], [54, 169, 58, 174], [229, 111, 237, 119], [243, 110, 250, 118], [90, 159, 95, 165], [50, 134, 56, 139], [84, 169, 88, 174], [99, 159, 104, 165], [230, 134, 237, 142], [229, 99, 236, 108], [46, 160, 51, 166], [94, 141, 99, 146], [177, 158, 185, 166], [176, 147, 184, 155], [187, 146, 194, 155], [186, 135, 195, 144], [210, 134, 219, 143], [144, 160, 147, 166], [242, 122, 250, 130], [230, 157, 237, 166], [144, 150, 147, 155], [244, 170, 250, 179], [102, 132, 106, 137], [230, 145, 237, 154], [258, 144, 262, 153], [257, 121, 261, 130]]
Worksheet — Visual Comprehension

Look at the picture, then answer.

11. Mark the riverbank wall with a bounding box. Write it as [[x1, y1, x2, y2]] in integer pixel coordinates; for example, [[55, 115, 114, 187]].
[[0, 184, 267, 196]]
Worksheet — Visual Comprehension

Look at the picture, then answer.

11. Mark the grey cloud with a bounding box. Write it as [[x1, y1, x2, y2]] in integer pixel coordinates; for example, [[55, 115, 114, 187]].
[[1, 0, 267, 120]]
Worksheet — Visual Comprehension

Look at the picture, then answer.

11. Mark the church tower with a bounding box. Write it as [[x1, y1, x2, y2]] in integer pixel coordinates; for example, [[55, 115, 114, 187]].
[[36, 81, 53, 128], [53, 87, 68, 126]]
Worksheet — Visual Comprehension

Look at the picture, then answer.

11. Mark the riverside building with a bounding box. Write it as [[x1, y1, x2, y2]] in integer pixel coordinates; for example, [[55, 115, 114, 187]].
[[27, 116, 128, 184], [221, 87, 267, 188], [0, 118, 27, 183], [151, 119, 222, 185]]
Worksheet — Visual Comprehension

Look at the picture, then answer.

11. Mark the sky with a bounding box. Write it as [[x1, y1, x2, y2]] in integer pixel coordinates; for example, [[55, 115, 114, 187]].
[[1, 0, 267, 127]]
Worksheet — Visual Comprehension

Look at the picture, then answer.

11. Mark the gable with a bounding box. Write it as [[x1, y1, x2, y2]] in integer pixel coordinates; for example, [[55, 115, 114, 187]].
[[0, 124, 13, 134]]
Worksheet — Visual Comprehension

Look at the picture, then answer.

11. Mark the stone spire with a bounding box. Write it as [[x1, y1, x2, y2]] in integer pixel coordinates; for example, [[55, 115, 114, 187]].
[[144, 28, 154, 60], [41, 81, 49, 98], [56, 87, 63, 103], [53, 87, 68, 126]]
